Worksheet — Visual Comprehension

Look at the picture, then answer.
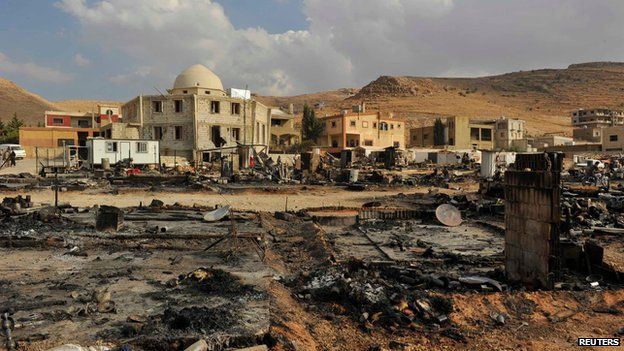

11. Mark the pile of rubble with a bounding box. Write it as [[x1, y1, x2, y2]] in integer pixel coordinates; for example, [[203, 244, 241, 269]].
[[291, 259, 506, 339]]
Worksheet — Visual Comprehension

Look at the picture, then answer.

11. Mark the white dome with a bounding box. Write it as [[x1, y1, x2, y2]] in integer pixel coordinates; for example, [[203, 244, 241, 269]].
[[173, 64, 223, 91]]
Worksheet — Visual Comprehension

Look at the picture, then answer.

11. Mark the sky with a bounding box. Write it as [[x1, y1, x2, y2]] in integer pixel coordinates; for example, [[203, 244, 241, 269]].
[[1, 0, 624, 101]]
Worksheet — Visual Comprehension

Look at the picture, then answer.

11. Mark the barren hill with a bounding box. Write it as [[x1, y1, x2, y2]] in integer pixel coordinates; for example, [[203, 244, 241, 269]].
[[55, 100, 121, 113], [0, 77, 59, 126], [0, 77, 122, 126], [259, 62, 624, 135], [255, 88, 357, 114]]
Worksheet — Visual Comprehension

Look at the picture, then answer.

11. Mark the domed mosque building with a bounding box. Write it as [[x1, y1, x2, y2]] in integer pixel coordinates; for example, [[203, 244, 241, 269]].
[[116, 64, 270, 166]]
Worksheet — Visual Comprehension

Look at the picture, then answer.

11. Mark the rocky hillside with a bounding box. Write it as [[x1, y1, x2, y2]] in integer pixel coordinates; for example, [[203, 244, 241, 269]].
[[55, 100, 121, 114], [0, 77, 59, 126], [260, 62, 624, 135], [0, 77, 122, 126]]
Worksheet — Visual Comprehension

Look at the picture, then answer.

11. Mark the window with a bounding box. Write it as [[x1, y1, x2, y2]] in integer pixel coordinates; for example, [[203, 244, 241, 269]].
[[390, 124, 394, 129], [232, 128, 240, 141], [332, 139, 338, 147], [174, 100, 183, 113], [397, 124, 401, 129], [205, 90, 210, 95], [106, 142, 118, 153], [610, 135, 618, 142], [331, 121, 337, 128], [154, 127, 163, 140], [78, 120, 90, 128], [174, 126, 183, 140], [423, 133, 429, 139], [153, 101, 163, 113], [380, 122, 388, 130], [231, 102, 241, 115], [211, 101, 220, 113], [470, 128, 480, 140], [362, 121, 369, 128], [350, 120, 356, 127], [136, 142, 148, 153], [57, 139, 74, 147], [364, 140, 373, 146], [106, 109, 114, 116], [183, 90, 188, 94], [481, 128, 492, 141], [373, 122, 377, 128], [53, 118, 64, 125], [393, 141, 400, 147]]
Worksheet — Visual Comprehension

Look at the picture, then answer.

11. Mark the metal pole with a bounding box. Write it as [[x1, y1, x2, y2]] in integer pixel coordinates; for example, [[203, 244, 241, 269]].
[[54, 169, 59, 208]]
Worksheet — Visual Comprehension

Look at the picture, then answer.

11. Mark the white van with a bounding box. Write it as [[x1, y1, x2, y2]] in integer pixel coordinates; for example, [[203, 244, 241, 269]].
[[0, 144, 26, 159]]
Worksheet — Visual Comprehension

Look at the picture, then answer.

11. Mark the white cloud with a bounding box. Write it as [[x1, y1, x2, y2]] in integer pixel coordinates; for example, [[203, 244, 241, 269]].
[[109, 66, 153, 84], [55, 0, 624, 95], [0, 52, 72, 83], [74, 53, 90, 67]]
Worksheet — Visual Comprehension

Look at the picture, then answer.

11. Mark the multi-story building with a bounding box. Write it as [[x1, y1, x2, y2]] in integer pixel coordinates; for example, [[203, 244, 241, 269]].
[[44, 105, 121, 129], [317, 110, 405, 154], [409, 125, 435, 147], [119, 64, 270, 165], [409, 116, 525, 151], [494, 117, 525, 149], [19, 104, 120, 157], [601, 126, 624, 152], [447, 116, 495, 150], [572, 108, 624, 142], [270, 104, 300, 147]]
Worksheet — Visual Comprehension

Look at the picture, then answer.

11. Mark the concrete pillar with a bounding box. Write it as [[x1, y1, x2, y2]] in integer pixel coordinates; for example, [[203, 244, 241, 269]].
[[504, 152, 562, 289]]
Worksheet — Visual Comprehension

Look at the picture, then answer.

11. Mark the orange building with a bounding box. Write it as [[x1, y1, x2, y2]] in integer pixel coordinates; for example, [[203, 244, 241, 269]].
[[18, 127, 99, 158], [18, 104, 119, 158], [317, 111, 405, 154]]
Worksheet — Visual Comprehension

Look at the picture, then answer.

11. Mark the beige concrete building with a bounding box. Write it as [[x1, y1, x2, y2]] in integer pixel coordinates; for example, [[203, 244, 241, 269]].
[[601, 126, 624, 151], [494, 117, 525, 149], [531, 135, 574, 149], [409, 125, 435, 147], [448, 116, 495, 150], [572, 108, 624, 142], [409, 116, 524, 151], [270, 104, 300, 147], [317, 111, 405, 153], [119, 64, 270, 164]]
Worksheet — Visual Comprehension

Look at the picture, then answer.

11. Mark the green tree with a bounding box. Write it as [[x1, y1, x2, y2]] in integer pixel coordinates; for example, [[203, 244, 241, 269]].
[[7, 113, 23, 132], [433, 118, 446, 146], [0, 113, 22, 144], [301, 104, 324, 142]]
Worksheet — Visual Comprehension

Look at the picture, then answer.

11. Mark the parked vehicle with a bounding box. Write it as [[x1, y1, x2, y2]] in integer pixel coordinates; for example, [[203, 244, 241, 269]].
[[0, 144, 26, 159]]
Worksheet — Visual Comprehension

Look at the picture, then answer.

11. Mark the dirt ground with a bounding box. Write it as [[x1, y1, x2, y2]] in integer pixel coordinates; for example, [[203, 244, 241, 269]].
[[0, 185, 475, 212], [1, 176, 622, 350]]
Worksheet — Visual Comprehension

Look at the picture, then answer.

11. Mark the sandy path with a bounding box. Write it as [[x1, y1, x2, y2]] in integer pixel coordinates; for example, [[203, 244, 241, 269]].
[[0, 187, 430, 212]]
